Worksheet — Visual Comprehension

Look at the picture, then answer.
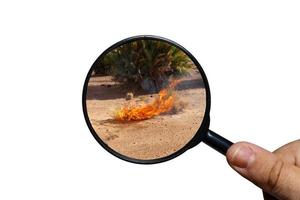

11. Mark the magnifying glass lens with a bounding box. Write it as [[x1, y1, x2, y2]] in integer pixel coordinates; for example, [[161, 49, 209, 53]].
[[85, 38, 207, 161]]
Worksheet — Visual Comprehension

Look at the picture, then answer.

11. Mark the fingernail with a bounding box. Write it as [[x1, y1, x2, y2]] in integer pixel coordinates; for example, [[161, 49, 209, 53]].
[[229, 145, 255, 168]]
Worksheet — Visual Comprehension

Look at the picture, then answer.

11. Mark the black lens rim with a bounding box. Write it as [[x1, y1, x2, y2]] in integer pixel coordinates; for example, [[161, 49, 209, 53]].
[[82, 35, 211, 164]]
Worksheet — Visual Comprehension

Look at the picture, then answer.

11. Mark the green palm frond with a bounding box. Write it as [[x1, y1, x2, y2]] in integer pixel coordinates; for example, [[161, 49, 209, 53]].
[[94, 40, 194, 91]]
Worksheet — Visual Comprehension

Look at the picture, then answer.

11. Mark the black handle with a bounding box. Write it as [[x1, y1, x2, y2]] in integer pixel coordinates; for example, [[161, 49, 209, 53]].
[[202, 130, 233, 155]]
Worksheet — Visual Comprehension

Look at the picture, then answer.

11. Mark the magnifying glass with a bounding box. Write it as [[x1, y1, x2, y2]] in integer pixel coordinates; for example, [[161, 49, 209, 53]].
[[82, 35, 233, 164]]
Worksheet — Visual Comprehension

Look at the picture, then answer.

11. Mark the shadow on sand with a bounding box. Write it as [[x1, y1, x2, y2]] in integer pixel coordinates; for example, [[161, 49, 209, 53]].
[[93, 118, 151, 129], [86, 78, 205, 101]]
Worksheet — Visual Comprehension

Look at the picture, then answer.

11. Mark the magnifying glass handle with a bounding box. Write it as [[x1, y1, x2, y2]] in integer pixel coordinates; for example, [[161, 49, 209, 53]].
[[203, 130, 233, 155]]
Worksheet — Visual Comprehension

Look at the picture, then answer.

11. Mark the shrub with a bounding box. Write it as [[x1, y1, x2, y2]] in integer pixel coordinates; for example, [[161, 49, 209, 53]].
[[94, 40, 194, 91]]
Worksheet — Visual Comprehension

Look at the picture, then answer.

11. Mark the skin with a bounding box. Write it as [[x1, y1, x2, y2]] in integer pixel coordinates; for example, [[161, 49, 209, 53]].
[[226, 140, 300, 200]]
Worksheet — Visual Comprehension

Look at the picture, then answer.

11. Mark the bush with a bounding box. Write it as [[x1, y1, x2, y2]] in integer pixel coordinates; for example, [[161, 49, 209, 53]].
[[94, 40, 194, 92]]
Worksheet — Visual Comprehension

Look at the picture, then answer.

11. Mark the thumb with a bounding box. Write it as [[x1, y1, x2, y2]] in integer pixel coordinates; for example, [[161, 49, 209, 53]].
[[226, 142, 300, 200]]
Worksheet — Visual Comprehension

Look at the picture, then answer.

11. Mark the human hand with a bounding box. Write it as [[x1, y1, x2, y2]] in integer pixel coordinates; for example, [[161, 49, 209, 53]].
[[226, 140, 300, 200]]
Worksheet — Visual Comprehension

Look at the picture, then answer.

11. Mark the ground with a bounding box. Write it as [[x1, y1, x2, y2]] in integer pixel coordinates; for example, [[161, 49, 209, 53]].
[[86, 70, 206, 160]]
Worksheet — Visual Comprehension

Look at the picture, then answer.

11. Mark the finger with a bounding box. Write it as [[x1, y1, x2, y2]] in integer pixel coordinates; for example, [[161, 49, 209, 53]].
[[273, 140, 300, 166], [226, 142, 300, 200]]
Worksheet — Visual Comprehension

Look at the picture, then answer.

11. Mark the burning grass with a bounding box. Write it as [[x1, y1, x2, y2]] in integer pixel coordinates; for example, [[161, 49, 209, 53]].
[[114, 80, 183, 121]]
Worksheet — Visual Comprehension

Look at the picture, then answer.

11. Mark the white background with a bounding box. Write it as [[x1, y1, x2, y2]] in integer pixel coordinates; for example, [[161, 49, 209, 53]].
[[1, 1, 300, 199]]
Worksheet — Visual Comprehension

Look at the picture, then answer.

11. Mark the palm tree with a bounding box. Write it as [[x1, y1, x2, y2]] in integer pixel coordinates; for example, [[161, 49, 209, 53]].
[[95, 40, 194, 92]]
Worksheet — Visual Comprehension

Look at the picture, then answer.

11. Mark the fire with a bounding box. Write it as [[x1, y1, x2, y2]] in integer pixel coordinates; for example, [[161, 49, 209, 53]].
[[114, 80, 182, 121]]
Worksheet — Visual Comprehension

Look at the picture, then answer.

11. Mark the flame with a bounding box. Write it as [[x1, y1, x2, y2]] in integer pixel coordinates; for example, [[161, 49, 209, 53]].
[[114, 80, 181, 121]]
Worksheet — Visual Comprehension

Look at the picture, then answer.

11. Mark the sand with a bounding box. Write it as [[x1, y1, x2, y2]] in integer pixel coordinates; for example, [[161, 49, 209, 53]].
[[85, 71, 206, 160]]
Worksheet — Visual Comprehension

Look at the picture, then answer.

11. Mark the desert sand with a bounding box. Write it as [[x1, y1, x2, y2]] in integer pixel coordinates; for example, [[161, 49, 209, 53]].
[[86, 70, 206, 160]]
